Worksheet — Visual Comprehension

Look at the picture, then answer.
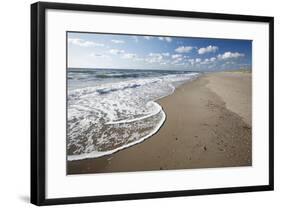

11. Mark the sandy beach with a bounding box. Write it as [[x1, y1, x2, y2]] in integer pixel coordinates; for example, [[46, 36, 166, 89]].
[[67, 71, 252, 174]]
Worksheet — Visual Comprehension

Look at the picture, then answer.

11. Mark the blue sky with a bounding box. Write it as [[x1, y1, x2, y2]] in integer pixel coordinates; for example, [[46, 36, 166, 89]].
[[67, 32, 252, 71]]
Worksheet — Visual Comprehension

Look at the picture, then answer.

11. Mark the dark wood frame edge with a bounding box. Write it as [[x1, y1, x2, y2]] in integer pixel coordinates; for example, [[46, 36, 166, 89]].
[[31, 2, 274, 206]]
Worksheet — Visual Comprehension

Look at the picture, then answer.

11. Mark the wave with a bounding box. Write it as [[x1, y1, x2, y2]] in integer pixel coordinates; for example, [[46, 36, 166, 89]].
[[67, 71, 199, 160], [68, 106, 166, 161], [95, 73, 141, 79], [105, 101, 162, 125], [96, 83, 141, 95]]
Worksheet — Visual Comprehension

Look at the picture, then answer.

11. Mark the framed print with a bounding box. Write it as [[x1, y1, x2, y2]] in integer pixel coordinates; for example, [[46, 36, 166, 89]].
[[31, 2, 274, 206]]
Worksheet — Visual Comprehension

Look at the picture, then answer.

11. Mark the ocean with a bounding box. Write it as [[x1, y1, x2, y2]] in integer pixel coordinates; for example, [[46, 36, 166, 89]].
[[67, 68, 199, 161]]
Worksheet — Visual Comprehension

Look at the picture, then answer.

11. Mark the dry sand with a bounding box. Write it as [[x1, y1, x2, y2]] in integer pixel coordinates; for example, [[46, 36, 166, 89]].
[[68, 71, 252, 174]]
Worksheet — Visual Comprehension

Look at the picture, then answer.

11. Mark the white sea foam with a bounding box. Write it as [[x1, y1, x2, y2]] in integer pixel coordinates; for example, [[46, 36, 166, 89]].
[[68, 110, 166, 161], [67, 70, 199, 160]]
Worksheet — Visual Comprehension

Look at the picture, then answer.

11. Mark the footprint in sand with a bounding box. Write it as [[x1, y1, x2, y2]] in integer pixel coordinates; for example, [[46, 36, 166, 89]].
[[218, 147, 225, 152]]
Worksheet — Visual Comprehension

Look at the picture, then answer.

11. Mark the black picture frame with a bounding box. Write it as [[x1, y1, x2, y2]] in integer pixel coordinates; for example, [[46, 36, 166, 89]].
[[31, 1, 274, 206]]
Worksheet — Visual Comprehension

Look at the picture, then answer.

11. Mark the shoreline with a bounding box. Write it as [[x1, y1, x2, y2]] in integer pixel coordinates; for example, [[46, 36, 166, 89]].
[[67, 71, 252, 174], [67, 107, 166, 161], [67, 75, 199, 161]]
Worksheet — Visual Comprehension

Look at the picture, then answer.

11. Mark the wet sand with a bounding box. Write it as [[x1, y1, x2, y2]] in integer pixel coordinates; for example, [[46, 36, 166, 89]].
[[67, 71, 252, 174]]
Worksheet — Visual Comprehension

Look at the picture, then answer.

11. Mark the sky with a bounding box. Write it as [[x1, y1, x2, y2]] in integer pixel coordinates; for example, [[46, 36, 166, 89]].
[[67, 32, 252, 71]]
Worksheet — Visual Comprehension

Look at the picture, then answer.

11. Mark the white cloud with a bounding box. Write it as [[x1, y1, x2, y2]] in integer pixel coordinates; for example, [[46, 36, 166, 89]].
[[109, 49, 125, 55], [172, 54, 182, 59], [162, 52, 170, 57], [188, 58, 201, 65], [122, 53, 137, 59], [188, 59, 195, 65], [201, 57, 217, 64], [198, 45, 218, 54], [90, 53, 108, 58], [144, 36, 154, 40], [132, 36, 139, 43], [175, 46, 193, 53], [146, 53, 163, 63], [217, 51, 244, 60], [171, 54, 184, 64], [165, 37, 172, 42], [68, 38, 104, 47], [134, 57, 144, 62], [149, 53, 163, 58], [172, 58, 183, 64], [158, 37, 173, 42], [111, 39, 124, 44], [226, 61, 235, 65], [174, 62, 185, 66]]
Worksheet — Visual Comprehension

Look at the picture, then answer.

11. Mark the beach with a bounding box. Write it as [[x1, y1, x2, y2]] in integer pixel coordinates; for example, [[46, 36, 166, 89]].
[[67, 71, 252, 174]]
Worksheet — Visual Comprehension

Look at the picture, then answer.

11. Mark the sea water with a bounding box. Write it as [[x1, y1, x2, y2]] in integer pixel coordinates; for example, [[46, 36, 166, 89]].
[[67, 68, 199, 161]]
